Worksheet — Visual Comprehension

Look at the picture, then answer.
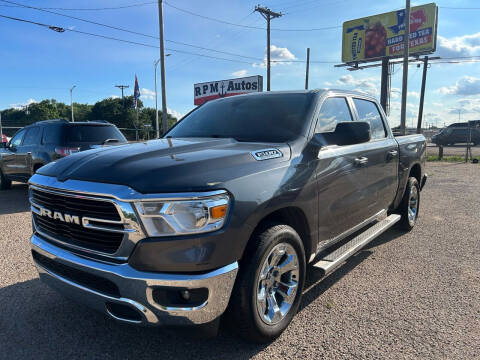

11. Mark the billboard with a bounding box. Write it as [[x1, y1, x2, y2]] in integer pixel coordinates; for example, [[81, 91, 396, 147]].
[[342, 3, 438, 63], [194, 75, 263, 105]]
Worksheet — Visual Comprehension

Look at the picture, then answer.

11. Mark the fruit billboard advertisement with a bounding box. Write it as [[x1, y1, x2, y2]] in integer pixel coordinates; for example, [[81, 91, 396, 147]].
[[342, 3, 438, 63]]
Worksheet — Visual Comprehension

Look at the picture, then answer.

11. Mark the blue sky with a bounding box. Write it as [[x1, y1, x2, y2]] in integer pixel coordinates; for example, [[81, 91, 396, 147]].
[[1, 0, 479, 126]]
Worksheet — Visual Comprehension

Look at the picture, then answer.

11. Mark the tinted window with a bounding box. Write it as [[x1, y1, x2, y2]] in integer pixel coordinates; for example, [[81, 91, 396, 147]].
[[167, 93, 315, 143], [10, 129, 26, 147], [65, 125, 126, 144], [353, 98, 386, 139], [42, 125, 63, 145], [316, 97, 352, 133], [23, 127, 42, 146]]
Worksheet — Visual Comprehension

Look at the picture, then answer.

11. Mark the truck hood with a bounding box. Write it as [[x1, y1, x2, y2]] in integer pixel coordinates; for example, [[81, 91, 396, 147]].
[[36, 138, 291, 193]]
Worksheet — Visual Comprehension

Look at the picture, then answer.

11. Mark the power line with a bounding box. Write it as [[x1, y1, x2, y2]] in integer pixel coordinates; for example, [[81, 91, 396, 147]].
[[0, 1, 156, 11], [0, 0, 264, 61], [0, 13, 254, 64], [163, 1, 341, 32]]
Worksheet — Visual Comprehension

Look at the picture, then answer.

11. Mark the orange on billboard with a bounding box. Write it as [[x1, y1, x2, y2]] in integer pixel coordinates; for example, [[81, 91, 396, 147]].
[[342, 3, 438, 63]]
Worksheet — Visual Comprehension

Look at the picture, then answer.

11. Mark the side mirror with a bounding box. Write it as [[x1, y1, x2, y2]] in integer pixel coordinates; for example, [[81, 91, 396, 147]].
[[332, 121, 371, 146]]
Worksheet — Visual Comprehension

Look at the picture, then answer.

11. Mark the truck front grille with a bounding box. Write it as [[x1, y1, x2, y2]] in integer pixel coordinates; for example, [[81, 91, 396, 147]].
[[31, 188, 124, 254]]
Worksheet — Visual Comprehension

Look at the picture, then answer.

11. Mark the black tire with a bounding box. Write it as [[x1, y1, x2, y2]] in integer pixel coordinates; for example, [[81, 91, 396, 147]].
[[228, 223, 306, 343], [0, 168, 12, 190], [397, 177, 420, 231]]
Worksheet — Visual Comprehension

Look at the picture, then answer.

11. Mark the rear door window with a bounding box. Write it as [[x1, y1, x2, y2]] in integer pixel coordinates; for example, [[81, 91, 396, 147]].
[[42, 125, 63, 145], [23, 127, 42, 146], [352, 98, 387, 140], [315, 97, 353, 133]]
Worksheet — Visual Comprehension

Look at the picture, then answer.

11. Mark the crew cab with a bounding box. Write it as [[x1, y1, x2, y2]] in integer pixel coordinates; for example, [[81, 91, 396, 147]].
[[28, 90, 426, 343], [0, 119, 127, 189]]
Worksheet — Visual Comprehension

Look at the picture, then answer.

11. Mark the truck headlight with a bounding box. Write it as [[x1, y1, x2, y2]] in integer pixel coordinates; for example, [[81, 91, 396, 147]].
[[135, 193, 230, 237]]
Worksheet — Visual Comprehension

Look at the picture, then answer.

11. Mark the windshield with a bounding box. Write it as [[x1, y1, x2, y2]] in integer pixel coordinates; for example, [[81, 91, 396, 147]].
[[65, 125, 127, 144], [167, 93, 315, 143]]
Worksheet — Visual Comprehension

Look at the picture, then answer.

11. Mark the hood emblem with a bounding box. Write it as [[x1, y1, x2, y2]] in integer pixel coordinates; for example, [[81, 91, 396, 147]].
[[251, 148, 283, 161]]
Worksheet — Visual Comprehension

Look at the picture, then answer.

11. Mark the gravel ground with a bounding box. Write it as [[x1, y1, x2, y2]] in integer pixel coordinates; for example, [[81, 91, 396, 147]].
[[0, 162, 479, 360]]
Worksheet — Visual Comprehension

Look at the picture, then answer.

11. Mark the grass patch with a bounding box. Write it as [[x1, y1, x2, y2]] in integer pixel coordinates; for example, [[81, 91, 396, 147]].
[[427, 155, 480, 162]]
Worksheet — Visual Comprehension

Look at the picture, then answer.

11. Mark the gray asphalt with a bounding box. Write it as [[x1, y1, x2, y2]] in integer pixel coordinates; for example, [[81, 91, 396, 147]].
[[0, 162, 479, 359]]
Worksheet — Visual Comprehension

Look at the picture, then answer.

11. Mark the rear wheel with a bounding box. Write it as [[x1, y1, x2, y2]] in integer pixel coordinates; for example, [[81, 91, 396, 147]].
[[0, 168, 12, 190], [397, 177, 420, 231], [228, 223, 306, 343]]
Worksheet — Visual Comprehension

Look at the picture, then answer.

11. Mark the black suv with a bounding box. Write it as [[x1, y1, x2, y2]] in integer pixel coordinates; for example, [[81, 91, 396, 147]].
[[432, 125, 480, 146], [0, 119, 127, 189]]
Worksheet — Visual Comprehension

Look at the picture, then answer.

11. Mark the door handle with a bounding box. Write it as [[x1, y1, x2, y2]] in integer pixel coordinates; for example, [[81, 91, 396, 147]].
[[354, 157, 368, 166], [387, 150, 398, 160]]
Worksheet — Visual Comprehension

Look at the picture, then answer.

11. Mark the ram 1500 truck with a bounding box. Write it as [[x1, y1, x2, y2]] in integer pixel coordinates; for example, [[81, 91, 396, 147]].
[[28, 90, 427, 343]]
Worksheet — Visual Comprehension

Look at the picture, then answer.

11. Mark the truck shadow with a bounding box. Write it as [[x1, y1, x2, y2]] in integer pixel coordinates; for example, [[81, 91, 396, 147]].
[[0, 183, 30, 215], [0, 230, 404, 360]]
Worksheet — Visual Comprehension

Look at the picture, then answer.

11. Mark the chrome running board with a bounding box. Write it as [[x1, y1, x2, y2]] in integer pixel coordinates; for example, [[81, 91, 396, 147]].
[[312, 214, 401, 277]]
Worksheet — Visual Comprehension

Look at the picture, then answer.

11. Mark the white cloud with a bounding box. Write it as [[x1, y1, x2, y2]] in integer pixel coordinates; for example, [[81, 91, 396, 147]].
[[109, 95, 120, 99], [167, 108, 184, 120], [232, 69, 248, 77], [438, 76, 480, 96], [140, 87, 155, 100], [11, 98, 37, 109], [253, 45, 296, 67], [335, 74, 380, 96], [408, 91, 420, 98], [437, 33, 480, 58]]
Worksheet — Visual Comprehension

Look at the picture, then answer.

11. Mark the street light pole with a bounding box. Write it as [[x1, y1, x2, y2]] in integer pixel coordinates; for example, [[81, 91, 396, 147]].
[[154, 58, 160, 139], [158, 0, 168, 136], [70, 85, 76, 122]]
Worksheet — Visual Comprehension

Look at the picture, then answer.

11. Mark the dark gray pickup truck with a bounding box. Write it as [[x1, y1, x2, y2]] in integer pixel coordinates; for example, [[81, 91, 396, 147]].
[[28, 90, 426, 343]]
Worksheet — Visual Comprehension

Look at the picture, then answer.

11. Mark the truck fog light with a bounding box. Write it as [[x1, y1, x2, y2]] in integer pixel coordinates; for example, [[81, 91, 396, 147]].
[[180, 290, 190, 301]]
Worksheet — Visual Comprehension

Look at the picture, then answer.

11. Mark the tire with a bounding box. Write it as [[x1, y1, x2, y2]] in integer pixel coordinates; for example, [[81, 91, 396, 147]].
[[397, 177, 420, 231], [0, 168, 12, 190], [228, 223, 306, 343]]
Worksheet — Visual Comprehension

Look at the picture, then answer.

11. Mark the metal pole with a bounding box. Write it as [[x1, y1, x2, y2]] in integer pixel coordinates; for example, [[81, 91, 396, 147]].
[[266, 14, 271, 91], [158, 0, 168, 136], [305, 48, 310, 90], [154, 59, 160, 139], [70, 85, 76, 122], [0, 112, 3, 140], [400, 0, 410, 135], [417, 56, 428, 134], [380, 58, 390, 113]]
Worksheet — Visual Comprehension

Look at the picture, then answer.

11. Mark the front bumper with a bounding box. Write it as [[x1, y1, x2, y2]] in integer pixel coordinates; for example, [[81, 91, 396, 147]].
[[31, 233, 238, 326]]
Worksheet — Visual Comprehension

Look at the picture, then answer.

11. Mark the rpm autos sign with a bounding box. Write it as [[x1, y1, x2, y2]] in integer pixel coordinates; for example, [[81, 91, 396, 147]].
[[194, 75, 263, 106]]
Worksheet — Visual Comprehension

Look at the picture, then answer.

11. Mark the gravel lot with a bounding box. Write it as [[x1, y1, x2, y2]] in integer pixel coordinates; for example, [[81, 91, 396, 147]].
[[1, 162, 479, 360], [427, 143, 480, 158]]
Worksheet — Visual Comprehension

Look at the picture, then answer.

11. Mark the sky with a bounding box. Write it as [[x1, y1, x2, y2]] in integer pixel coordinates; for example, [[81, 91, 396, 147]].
[[1, 0, 480, 127]]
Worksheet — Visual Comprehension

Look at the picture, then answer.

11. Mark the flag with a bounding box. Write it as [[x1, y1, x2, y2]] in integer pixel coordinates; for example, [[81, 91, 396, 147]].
[[133, 74, 140, 109]]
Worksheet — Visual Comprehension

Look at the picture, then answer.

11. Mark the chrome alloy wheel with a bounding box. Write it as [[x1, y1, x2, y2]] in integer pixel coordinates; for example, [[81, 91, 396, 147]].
[[408, 186, 419, 225], [256, 243, 299, 325]]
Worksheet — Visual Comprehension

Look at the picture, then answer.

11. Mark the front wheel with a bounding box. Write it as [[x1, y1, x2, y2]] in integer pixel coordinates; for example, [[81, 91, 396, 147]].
[[397, 177, 420, 231], [228, 223, 306, 343]]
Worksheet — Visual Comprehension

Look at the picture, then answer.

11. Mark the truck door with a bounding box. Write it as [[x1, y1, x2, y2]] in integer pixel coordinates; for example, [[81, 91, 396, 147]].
[[350, 97, 399, 217], [313, 96, 373, 242], [2, 129, 26, 179]]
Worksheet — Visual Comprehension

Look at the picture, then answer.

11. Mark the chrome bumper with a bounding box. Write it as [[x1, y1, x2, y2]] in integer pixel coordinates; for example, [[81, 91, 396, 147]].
[[31, 233, 238, 326]]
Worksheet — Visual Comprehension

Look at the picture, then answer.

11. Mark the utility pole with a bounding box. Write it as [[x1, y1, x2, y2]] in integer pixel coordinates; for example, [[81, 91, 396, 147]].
[[380, 58, 390, 114], [305, 48, 310, 90], [400, 0, 411, 135], [154, 58, 160, 139], [416, 56, 429, 134], [158, 0, 168, 136], [70, 85, 76, 122], [0, 112, 3, 141], [115, 85, 129, 107], [255, 5, 282, 91]]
